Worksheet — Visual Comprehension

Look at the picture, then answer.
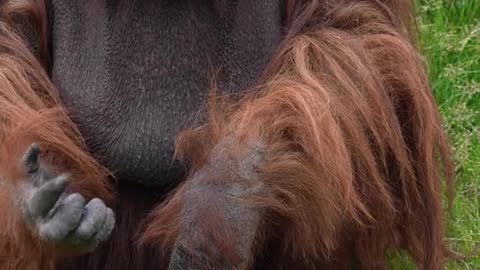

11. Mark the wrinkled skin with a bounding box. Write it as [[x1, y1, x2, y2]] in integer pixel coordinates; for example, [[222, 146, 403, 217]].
[[11, 0, 284, 269], [49, 0, 282, 186], [18, 144, 114, 252], [167, 139, 267, 270]]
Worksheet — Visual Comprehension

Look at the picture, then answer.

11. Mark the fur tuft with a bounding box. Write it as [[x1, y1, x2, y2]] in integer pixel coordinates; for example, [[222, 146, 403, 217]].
[[145, 1, 454, 269], [0, 5, 112, 268]]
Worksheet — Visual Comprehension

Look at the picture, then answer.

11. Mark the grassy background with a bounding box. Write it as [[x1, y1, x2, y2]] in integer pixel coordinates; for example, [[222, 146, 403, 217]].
[[391, 0, 479, 269]]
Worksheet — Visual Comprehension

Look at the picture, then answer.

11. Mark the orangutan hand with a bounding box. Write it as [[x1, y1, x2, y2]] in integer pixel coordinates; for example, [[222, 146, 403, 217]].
[[17, 144, 115, 251]]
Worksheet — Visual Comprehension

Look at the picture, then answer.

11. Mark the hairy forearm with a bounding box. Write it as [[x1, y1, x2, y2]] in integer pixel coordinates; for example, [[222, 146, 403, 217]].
[[145, 2, 452, 269], [0, 18, 115, 267], [169, 137, 267, 269]]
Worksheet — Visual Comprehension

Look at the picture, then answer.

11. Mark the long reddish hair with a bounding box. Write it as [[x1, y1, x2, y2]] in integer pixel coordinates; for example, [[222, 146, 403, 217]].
[[0, 0, 454, 269], [0, 2, 112, 269], [144, 1, 454, 269]]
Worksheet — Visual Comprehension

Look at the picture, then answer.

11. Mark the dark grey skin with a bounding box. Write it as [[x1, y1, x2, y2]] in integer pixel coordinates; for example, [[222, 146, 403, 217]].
[[18, 144, 115, 251], [50, 0, 283, 185], [12, 0, 286, 269], [167, 138, 267, 269]]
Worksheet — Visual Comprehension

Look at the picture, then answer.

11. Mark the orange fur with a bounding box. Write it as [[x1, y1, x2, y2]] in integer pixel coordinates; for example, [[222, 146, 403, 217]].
[[0, 0, 454, 269], [143, 1, 454, 269], [0, 4, 112, 269]]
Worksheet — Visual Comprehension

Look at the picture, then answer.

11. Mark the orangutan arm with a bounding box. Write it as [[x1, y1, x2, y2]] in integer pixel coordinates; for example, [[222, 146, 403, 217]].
[[0, 9, 115, 269], [143, 1, 453, 269], [165, 138, 267, 270]]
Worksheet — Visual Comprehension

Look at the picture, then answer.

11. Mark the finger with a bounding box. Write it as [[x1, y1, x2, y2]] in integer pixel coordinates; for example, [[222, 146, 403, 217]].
[[74, 198, 108, 240], [28, 174, 69, 217], [22, 143, 40, 174], [39, 193, 86, 242], [93, 207, 115, 243]]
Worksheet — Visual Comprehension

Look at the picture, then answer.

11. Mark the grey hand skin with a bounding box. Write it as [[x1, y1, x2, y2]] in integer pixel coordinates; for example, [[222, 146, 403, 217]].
[[16, 143, 115, 251]]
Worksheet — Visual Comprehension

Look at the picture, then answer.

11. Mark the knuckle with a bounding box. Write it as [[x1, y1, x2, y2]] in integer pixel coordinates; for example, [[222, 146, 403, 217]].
[[65, 193, 87, 205], [75, 207, 108, 239], [67, 203, 86, 219], [81, 215, 100, 229], [87, 198, 105, 209], [55, 201, 85, 225], [76, 225, 95, 239]]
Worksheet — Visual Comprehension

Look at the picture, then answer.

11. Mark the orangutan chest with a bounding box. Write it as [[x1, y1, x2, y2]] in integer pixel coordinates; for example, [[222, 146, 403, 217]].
[[48, 0, 283, 186]]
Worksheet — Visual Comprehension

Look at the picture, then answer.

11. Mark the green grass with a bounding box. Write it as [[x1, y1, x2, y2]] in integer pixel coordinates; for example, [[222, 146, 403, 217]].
[[391, 0, 480, 269]]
